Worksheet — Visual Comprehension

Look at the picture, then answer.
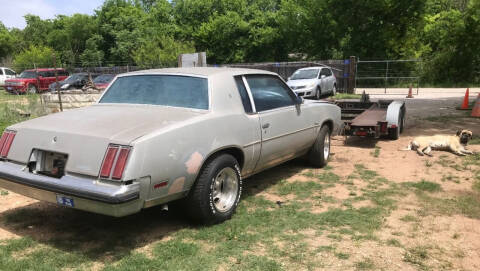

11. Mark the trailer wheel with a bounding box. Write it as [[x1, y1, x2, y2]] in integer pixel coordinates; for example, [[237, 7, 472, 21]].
[[308, 125, 330, 168], [388, 111, 404, 140]]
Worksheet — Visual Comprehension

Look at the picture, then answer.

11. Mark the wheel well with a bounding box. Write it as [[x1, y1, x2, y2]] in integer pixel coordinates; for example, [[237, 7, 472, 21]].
[[322, 120, 333, 132], [202, 147, 245, 171]]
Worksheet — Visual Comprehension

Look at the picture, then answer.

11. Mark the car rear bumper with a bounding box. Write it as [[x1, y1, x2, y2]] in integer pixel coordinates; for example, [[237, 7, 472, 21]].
[[0, 161, 143, 217]]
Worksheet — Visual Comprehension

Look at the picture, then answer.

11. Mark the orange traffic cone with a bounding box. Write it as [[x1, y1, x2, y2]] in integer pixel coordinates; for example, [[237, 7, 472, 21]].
[[472, 93, 480, 117], [406, 86, 414, 98], [459, 88, 470, 110]]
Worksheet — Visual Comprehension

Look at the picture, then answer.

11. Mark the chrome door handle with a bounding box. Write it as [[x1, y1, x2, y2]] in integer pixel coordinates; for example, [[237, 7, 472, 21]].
[[262, 123, 270, 129]]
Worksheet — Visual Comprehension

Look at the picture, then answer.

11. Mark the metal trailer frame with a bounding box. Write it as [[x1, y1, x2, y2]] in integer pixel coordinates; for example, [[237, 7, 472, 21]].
[[336, 98, 406, 140]]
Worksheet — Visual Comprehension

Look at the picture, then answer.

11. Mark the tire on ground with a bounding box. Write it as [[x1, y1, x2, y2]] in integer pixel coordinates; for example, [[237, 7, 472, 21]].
[[185, 153, 242, 224], [308, 125, 331, 168]]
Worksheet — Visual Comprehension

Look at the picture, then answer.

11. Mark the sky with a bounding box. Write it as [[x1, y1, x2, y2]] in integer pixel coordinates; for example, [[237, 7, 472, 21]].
[[0, 0, 104, 29]]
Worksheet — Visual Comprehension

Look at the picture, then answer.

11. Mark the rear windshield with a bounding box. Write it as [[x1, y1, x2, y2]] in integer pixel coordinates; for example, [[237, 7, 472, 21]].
[[99, 75, 209, 110]]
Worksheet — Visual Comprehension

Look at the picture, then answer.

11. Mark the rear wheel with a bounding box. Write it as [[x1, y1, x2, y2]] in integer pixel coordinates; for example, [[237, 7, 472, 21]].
[[185, 154, 242, 224], [27, 84, 37, 94], [388, 111, 404, 140], [308, 125, 331, 168]]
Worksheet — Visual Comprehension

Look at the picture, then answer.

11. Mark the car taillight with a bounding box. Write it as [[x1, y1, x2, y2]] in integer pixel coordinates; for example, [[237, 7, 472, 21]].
[[99, 145, 131, 180], [0, 131, 16, 158], [112, 148, 130, 180]]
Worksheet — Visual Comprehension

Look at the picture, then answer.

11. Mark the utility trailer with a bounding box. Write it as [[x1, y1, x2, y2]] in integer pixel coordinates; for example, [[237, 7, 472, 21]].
[[335, 98, 406, 140]]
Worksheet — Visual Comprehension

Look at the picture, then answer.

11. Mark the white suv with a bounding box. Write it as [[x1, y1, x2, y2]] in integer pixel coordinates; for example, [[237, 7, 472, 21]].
[[287, 66, 337, 99], [0, 67, 17, 87]]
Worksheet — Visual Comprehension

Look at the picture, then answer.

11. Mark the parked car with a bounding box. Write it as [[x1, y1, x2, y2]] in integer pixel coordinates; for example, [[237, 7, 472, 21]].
[[4, 68, 69, 94], [0, 67, 17, 87], [0, 68, 341, 224], [49, 73, 97, 91], [287, 66, 337, 99], [92, 74, 115, 90]]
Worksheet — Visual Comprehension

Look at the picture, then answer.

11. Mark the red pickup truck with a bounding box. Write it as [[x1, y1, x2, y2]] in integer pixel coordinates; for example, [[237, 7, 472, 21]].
[[4, 68, 69, 94]]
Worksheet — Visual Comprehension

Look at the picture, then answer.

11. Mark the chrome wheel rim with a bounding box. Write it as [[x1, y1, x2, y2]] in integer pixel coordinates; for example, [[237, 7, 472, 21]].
[[324, 133, 330, 160], [333, 85, 336, 95], [212, 167, 238, 213], [28, 86, 36, 93], [316, 88, 321, 99]]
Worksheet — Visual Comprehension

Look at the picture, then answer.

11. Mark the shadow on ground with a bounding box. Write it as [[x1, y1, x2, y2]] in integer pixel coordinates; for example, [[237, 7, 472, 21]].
[[0, 159, 307, 262]]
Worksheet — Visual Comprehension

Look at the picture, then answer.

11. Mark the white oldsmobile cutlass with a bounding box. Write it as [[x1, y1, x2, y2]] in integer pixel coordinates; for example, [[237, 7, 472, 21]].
[[0, 68, 342, 224]]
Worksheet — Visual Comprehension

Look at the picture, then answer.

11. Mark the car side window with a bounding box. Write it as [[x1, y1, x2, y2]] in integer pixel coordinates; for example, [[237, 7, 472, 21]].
[[234, 76, 253, 113], [326, 69, 332, 76], [5, 69, 15, 75], [320, 68, 327, 77], [0, 69, 4, 75], [245, 75, 296, 112]]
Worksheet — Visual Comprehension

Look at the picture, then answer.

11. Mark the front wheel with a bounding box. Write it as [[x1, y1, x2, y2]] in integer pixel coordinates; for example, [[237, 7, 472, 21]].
[[185, 154, 242, 224], [27, 84, 37, 94], [332, 84, 337, 95], [315, 86, 321, 100], [308, 125, 331, 168]]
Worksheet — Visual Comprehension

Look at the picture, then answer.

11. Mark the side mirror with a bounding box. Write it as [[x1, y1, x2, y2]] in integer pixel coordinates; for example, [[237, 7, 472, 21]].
[[287, 77, 291, 81], [295, 96, 304, 105], [321, 75, 326, 79]]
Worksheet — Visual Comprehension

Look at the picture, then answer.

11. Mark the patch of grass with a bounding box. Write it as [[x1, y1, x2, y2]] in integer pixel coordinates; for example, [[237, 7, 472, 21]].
[[386, 238, 402, 247], [333, 93, 362, 100], [335, 252, 350, 259], [275, 180, 324, 198], [371, 146, 381, 158], [473, 181, 480, 192], [355, 258, 375, 270], [424, 160, 433, 167], [441, 174, 460, 183], [1, 190, 8, 196], [405, 180, 442, 192], [400, 214, 419, 223], [403, 246, 429, 269], [316, 171, 341, 184], [354, 164, 378, 181], [416, 192, 480, 219], [470, 136, 480, 145]]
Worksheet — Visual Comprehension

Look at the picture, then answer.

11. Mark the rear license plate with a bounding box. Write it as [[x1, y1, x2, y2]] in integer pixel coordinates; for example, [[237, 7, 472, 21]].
[[56, 195, 74, 207]]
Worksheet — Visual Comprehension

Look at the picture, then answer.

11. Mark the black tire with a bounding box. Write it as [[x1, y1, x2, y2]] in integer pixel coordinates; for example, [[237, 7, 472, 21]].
[[389, 110, 405, 140], [185, 154, 242, 224], [315, 86, 321, 100], [308, 125, 331, 168], [27, 84, 37, 94], [399, 108, 406, 134], [332, 84, 337, 96]]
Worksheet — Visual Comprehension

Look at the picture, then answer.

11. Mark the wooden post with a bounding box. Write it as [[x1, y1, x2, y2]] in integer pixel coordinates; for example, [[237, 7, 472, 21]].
[[53, 54, 63, 112], [348, 56, 356, 94]]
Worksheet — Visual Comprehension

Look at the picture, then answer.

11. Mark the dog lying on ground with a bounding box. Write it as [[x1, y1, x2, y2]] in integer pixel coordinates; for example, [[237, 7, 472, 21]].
[[403, 130, 474, 156]]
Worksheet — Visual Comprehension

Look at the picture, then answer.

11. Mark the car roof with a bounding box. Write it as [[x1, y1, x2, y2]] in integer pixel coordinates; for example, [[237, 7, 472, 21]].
[[122, 67, 278, 77], [24, 68, 66, 72], [297, 66, 328, 71]]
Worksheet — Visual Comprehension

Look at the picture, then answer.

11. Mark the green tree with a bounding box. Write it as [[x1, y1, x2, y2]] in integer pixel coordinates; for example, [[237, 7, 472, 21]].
[[13, 45, 55, 70], [80, 34, 105, 67], [0, 23, 15, 60]]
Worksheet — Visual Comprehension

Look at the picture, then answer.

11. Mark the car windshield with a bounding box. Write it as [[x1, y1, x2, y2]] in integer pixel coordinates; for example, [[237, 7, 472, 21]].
[[94, 74, 114, 84], [63, 74, 86, 83], [290, 69, 319, 80], [99, 75, 209, 110], [18, 71, 37, 78]]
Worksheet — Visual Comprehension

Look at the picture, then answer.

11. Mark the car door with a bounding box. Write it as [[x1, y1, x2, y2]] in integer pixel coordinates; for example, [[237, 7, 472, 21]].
[[244, 74, 316, 172], [327, 68, 335, 91], [318, 68, 329, 93], [5, 68, 16, 80], [0, 69, 4, 85]]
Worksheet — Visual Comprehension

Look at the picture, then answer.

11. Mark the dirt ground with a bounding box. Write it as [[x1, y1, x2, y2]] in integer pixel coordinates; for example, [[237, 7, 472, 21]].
[[0, 96, 479, 270]]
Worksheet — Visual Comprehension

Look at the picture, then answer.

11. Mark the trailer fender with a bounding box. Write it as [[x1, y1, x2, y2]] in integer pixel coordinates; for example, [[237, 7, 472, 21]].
[[386, 101, 405, 127]]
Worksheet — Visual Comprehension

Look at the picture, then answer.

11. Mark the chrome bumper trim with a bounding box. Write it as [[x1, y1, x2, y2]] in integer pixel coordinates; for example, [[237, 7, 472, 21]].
[[0, 161, 139, 204]]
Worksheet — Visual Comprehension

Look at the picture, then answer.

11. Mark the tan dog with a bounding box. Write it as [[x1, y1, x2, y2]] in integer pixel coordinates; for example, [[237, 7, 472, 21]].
[[404, 130, 474, 156]]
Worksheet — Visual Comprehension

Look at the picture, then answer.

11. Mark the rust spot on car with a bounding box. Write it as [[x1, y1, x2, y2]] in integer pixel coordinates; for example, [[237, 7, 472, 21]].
[[168, 177, 185, 194], [185, 152, 203, 174], [153, 181, 168, 189]]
